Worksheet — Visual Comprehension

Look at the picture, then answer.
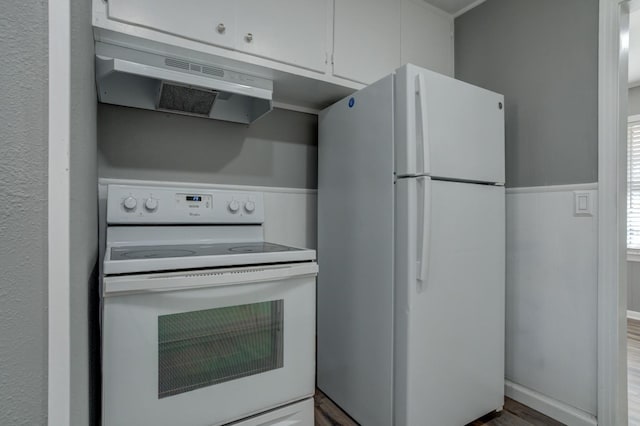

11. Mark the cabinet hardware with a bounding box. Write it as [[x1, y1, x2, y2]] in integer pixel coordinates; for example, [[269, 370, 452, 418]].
[[216, 23, 226, 34], [245, 33, 253, 42]]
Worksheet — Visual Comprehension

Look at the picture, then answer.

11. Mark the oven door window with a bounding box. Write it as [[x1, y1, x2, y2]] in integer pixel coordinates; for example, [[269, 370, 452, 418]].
[[158, 300, 284, 398]]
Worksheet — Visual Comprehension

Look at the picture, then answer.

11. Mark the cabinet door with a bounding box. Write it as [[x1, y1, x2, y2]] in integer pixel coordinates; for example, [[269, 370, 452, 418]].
[[235, 0, 329, 73], [107, 0, 236, 50], [333, 0, 401, 85], [401, 0, 453, 76]]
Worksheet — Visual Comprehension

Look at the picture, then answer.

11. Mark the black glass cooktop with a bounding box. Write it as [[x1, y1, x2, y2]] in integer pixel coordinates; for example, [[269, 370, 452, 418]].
[[110, 242, 301, 261]]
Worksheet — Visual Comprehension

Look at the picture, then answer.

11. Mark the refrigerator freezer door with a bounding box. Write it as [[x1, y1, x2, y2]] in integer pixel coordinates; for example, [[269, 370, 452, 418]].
[[317, 75, 396, 426], [395, 64, 505, 184], [395, 177, 505, 426]]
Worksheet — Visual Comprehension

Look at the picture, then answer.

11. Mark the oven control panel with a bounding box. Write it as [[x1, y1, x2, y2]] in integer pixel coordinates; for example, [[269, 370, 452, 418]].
[[107, 184, 264, 224]]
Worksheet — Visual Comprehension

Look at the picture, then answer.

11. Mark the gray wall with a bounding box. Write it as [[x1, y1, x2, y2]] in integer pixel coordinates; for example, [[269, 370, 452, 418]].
[[98, 105, 318, 189], [630, 86, 640, 116], [455, 0, 599, 188], [629, 261, 640, 312], [70, 0, 98, 423], [0, 1, 49, 424]]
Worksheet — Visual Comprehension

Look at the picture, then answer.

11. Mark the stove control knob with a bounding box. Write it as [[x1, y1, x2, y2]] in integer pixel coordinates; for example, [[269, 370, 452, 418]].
[[228, 200, 240, 213], [244, 201, 256, 213], [123, 196, 137, 211], [145, 198, 158, 212]]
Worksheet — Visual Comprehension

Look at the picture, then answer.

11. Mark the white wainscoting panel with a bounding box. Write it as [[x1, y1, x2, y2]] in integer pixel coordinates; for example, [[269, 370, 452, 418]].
[[505, 184, 598, 420], [262, 190, 317, 249]]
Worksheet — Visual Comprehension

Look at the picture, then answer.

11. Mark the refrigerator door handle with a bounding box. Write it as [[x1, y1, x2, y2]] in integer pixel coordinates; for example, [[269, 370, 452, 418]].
[[415, 73, 430, 175], [417, 177, 431, 292]]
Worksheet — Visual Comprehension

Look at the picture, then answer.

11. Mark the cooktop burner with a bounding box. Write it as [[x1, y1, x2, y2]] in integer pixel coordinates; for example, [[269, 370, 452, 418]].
[[120, 249, 198, 259], [110, 242, 301, 261]]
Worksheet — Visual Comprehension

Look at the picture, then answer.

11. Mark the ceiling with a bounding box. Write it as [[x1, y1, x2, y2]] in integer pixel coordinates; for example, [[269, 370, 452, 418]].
[[423, 0, 486, 17], [630, 10, 640, 87]]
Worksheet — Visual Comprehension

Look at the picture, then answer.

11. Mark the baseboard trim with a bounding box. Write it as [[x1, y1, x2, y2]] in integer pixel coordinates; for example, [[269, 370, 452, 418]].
[[505, 380, 597, 426], [628, 310, 640, 321], [506, 182, 598, 194]]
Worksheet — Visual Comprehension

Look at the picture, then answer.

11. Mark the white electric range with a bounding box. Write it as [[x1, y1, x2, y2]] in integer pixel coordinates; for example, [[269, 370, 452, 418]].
[[101, 184, 317, 426]]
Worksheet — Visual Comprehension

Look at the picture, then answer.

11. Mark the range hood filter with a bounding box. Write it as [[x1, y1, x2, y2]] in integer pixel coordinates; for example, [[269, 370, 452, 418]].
[[157, 82, 217, 117]]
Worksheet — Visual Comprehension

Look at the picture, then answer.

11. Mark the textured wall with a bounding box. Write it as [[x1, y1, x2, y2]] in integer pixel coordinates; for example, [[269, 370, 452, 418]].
[[0, 0, 49, 424], [455, 0, 599, 188], [69, 0, 98, 423], [98, 105, 318, 189]]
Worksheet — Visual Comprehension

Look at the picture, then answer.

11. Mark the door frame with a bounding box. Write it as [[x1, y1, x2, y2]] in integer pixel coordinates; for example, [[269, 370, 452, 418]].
[[48, 0, 72, 424], [598, 0, 629, 424]]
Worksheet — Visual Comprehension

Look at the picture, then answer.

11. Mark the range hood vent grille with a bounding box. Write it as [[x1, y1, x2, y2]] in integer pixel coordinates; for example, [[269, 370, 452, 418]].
[[164, 58, 189, 70], [202, 66, 224, 78], [164, 57, 225, 78]]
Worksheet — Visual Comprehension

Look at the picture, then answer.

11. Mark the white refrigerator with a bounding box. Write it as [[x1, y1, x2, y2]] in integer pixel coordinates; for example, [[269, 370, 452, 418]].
[[317, 64, 505, 426]]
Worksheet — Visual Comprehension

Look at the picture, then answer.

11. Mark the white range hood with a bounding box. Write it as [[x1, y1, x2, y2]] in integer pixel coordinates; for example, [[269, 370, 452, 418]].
[[95, 42, 273, 124]]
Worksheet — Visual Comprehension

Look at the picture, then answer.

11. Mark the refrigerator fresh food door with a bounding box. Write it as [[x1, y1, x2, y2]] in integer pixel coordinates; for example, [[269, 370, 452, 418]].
[[395, 64, 505, 184], [395, 177, 505, 426], [317, 75, 395, 426]]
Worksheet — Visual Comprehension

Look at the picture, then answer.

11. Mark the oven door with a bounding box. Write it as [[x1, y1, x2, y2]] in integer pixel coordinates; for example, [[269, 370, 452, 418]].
[[102, 262, 317, 426]]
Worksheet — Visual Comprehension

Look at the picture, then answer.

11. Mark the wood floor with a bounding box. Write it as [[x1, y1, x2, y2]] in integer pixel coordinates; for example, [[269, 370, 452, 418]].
[[629, 318, 640, 425], [314, 390, 563, 426]]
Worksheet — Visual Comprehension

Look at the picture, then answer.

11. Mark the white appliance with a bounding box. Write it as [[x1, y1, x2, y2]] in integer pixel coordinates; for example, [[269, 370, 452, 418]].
[[101, 184, 317, 426], [317, 64, 505, 426], [95, 42, 273, 124]]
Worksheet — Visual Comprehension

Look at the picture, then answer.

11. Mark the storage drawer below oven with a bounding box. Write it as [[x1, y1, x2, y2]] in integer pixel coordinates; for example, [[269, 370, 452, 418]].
[[229, 398, 313, 426]]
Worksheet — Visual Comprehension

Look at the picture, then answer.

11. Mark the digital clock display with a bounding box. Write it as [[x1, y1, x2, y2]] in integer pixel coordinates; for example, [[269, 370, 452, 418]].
[[186, 195, 202, 202]]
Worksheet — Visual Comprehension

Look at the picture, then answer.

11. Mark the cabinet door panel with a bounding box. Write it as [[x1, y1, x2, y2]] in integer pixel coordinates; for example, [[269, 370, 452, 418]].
[[107, 0, 236, 49], [333, 0, 401, 84], [235, 0, 328, 73], [401, 0, 453, 76]]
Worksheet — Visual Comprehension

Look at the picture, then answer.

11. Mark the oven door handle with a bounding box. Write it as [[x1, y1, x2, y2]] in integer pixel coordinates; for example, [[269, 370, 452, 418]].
[[103, 262, 318, 296]]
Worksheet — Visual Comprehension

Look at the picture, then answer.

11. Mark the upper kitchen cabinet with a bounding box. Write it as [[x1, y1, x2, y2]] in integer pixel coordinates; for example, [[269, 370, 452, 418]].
[[234, 0, 329, 73], [106, 0, 236, 50], [104, 0, 329, 73], [332, 0, 401, 85], [401, 0, 453, 77], [93, 0, 457, 110]]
